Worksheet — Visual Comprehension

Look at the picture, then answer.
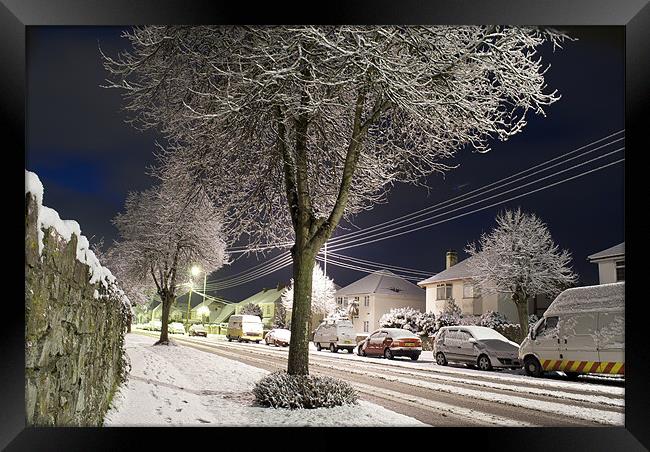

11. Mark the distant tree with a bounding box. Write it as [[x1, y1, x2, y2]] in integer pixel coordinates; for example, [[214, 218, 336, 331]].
[[272, 303, 289, 329], [240, 303, 263, 318], [465, 208, 577, 337], [104, 25, 567, 374], [282, 265, 336, 322], [109, 182, 228, 345]]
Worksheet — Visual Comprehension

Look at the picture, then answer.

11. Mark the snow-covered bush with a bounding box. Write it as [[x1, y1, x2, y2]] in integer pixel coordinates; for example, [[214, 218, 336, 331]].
[[436, 312, 461, 329], [478, 310, 510, 329], [379, 307, 421, 332], [415, 311, 437, 337], [272, 303, 288, 329], [459, 315, 481, 326], [240, 303, 263, 318], [253, 371, 358, 409]]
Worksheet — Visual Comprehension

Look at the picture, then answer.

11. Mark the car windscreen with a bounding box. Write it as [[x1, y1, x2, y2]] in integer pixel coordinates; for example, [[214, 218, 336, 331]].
[[274, 330, 291, 340], [468, 328, 508, 341]]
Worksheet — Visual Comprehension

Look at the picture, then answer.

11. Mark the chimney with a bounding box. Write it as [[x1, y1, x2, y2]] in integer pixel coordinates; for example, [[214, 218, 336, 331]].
[[446, 250, 458, 269]]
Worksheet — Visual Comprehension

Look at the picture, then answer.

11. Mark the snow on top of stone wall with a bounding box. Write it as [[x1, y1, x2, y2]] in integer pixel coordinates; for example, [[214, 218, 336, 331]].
[[25, 170, 131, 309]]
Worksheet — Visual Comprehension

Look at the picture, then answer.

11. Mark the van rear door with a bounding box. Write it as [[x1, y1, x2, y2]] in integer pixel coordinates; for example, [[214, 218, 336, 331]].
[[337, 324, 356, 346], [597, 312, 624, 368], [559, 312, 598, 365]]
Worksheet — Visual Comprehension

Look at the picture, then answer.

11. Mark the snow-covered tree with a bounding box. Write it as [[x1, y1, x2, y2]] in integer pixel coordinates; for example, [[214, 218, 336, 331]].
[[282, 264, 336, 322], [240, 303, 263, 318], [103, 26, 567, 374], [110, 182, 228, 345], [465, 208, 577, 337], [415, 311, 437, 337], [478, 310, 510, 329], [272, 303, 289, 329]]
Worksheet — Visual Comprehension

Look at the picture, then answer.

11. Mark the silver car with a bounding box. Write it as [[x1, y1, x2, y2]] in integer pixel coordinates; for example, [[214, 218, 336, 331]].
[[434, 326, 521, 371]]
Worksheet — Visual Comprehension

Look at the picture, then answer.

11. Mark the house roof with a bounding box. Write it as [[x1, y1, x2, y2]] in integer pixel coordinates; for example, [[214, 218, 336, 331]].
[[174, 291, 210, 310], [418, 258, 472, 286], [237, 285, 288, 306], [212, 303, 236, 324], [336, 269, 425, 299], [587, 242, 625, 262]]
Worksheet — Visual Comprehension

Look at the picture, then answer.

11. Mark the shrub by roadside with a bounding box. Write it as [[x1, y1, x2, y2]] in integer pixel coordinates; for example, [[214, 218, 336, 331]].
[[253, 371, 358, 409]]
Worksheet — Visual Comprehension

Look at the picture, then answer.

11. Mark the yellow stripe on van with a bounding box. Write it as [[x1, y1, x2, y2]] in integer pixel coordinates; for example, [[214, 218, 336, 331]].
[[569, 361, 581, 372], [610, 362, 624, 374]]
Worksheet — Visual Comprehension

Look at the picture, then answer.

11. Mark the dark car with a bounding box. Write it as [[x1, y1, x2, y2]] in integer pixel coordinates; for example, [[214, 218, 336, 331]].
[[357, 328, 422, 361]]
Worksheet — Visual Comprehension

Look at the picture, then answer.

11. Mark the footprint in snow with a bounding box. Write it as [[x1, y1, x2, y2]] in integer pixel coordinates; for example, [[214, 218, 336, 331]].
[[196, 418, 211, 424]]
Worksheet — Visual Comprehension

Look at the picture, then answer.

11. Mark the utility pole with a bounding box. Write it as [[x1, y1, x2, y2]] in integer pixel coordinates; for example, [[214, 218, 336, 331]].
[[324, 241, 327, 275]]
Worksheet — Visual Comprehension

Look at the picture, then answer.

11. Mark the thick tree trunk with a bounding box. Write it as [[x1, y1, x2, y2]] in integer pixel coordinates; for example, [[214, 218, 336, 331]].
[[155, 292, 173, 345], [514, 295, 529, 340], [287, 248, 316, 375]]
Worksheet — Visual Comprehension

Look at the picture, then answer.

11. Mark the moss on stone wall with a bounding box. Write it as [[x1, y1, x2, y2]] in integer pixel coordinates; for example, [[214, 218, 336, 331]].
[[25, 193, 128, 426]]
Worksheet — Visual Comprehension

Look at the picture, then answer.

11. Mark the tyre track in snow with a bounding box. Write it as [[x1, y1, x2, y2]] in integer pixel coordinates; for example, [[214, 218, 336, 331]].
[[136, 332, 615, 426]]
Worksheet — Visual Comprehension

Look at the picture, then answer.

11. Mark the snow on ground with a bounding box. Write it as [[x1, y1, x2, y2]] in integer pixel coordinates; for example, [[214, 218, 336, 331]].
[[104, 333, 424, 426]]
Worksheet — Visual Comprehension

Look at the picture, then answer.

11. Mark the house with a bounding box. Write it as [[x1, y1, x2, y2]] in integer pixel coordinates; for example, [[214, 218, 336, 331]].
[[232, 284, 288, 328], [149, 291, 231, 324], [335, 269, 426, 334], [587, 242, 625, 284], [418, 251, 552, 323]]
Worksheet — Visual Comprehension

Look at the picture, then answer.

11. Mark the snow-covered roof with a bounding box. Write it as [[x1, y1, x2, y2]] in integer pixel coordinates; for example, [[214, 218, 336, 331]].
[[544, 282, 624, 317], [336, 269, 424, 300], [238, 285, 288, 305], [587, 242, 624, 262], [418, 258, 472, 286], [25, 170, 131, 310]]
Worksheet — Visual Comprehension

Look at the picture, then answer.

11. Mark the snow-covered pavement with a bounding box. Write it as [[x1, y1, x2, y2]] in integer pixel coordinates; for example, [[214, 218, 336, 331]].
[[104, 334, 424, 426]]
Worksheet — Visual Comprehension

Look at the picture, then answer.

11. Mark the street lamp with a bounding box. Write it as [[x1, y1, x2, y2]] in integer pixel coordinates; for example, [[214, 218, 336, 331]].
[[186, 265, 207, 327]]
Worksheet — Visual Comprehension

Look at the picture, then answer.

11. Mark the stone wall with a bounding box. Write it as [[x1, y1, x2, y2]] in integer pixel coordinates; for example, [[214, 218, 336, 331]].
[[25, 193, 129, 426]]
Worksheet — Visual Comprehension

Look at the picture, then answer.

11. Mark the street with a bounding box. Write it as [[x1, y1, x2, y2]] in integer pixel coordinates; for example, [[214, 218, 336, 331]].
[[131, 330, 624, 427]]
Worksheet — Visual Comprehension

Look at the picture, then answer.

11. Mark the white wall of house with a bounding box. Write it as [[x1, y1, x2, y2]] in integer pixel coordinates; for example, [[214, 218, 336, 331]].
[[346, 293, 425, 334], [597, 260, 618, 284]]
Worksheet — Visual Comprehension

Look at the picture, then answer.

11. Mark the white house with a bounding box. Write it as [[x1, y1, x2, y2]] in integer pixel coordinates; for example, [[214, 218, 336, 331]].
[[587, 242, 625, 284], [335, 269, 426, 334], [418, 251, 552, 323]]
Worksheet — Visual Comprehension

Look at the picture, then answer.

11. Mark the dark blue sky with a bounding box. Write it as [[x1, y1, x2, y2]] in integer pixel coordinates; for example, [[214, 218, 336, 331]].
[[26, 26, 624, 302]]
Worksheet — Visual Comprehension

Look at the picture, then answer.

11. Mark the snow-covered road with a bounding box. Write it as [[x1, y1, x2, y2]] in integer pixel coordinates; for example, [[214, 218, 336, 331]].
[[131, 330, 625, 427], [104, 333, 424, 426]]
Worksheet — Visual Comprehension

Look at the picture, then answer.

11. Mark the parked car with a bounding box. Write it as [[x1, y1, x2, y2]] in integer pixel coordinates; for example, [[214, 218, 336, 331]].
[[150, 320, 162, 331], [168, 322, 186, 335], [434, 325, 521, 371], [227, 315, 264, 343], [189, 324, 207, 337], [357, 328, 422, 360], [519, 282, 624, 378], [313, 319, 356, 353], [265, 328, 291, 346]]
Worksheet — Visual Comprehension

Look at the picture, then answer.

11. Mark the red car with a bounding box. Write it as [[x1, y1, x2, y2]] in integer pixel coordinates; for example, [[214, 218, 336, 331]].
[[357, 328, 422, 361]]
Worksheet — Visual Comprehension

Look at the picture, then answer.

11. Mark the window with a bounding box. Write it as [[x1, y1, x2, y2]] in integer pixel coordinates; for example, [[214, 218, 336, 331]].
[[616, 261, 625, 281], [537, 316, 558, 336], [343, 297, 348, 308], [364, 295, 370, 307], [336, 297, 342, 305], [363, 321, 369, 332], [436, 283, 453, 300], [353, 296, 359, 304], [463, 282, 475, 298]]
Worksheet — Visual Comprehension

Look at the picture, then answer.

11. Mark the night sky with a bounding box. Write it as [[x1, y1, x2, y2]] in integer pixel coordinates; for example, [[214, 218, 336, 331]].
[[26, 26, 624, 303]]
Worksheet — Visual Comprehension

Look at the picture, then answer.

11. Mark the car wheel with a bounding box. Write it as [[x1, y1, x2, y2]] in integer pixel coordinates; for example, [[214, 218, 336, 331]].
[[477, 354, 492, 371], [346, 348, 352, 353], [329, 343, 337, 353], [524, 356, 543, 377], [384, 348, 394, 360], [227, 337, 232, 342], [410, 354, 420, 361], [316, 343, 322, 351], [255, 340, 260, 344], [435, 352, 447, 366]]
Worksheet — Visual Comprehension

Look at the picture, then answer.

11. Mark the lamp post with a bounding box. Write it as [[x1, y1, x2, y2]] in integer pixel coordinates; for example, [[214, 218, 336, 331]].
[[187, 265, 206, 328]]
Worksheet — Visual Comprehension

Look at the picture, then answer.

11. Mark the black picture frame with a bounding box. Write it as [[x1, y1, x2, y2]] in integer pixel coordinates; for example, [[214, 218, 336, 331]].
[[3, 0, 648, 450]]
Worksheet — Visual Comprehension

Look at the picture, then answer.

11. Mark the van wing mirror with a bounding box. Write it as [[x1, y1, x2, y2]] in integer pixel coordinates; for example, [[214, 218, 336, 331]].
[[468, 338, 477, 344]]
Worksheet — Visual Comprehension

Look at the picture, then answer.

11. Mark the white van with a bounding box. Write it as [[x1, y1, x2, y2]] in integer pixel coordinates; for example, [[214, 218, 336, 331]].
[[519, 282, 624, 378], [227, 315, 264, 343], [313, 319, 357, 353]]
